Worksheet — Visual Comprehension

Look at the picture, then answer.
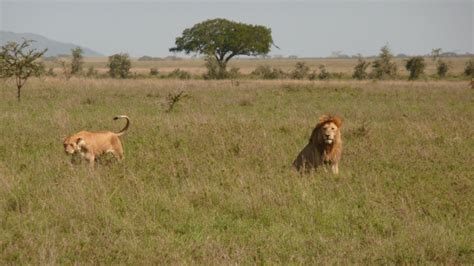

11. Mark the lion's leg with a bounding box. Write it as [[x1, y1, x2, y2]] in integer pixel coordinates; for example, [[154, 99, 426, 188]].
[[109, 147, 124, 162], [331, 163, 339, 174], [115, 145, 124, 161], [84, 153, 95, 168], [109, 150, 123, 162], [68, 159, 75, 169], [110, 138, 124, 161], [322, 165, 328, 173]]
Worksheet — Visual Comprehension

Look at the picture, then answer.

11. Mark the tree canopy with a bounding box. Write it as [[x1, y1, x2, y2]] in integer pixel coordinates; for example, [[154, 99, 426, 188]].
[[170, 18, 274, 78]]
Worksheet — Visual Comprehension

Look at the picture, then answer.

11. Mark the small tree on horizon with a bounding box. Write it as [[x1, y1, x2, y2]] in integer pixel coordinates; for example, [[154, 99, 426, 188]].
[[405, 56, 426, 80], [170, 18, 275, 79], [107, 53, 131, 78], [0, 39, 47, 102], [371, 45, 398, 79], [58, 59, 73, 80], [431, 48, 449, 78], [71, 47, 84, 75], [437, 60, 449, 78], [431, 48, 442, 62], [464, 59, 473, 77]]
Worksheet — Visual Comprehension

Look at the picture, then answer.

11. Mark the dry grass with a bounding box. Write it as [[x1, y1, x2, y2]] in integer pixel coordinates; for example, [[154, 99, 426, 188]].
[[0, 78, 473, 264], [44, 56, 473, 76]]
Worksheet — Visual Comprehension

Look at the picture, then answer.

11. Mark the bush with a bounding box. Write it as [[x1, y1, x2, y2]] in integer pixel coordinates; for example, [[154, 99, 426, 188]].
[[107, 53, 131, 79], [405, 56, 425, 80], [308, 71, 318, 81], [352, 56, 370, 80], [138, 56, 162, 61], [167, 68, 191, 79], [150, 68, 159, 76], [86, 66, 98, 77], [318, 64, 330, 80], [371, 45, 397, 79], [46, 68, 56, 77], [290, 62, 309, 79], [203, 56, 228, 79], [252, 65, 284, 79], [464, 59, 474, 77], [437, 60, 449, 78], [227, 67, 240, 79], [58, 60, 72, 80]]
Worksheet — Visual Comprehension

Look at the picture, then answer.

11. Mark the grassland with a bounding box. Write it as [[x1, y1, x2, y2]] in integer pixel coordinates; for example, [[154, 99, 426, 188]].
[[45, 56, 473, 77], [0, 77, 473, 264]]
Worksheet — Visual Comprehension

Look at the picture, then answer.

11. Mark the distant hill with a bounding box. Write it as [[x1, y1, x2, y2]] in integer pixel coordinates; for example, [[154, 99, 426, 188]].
[[0, 31, 103, 57]]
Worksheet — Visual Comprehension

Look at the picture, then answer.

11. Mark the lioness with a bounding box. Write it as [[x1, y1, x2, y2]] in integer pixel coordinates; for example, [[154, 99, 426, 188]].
[[63, 115, 130, 167], [293, 115, 342, 174]]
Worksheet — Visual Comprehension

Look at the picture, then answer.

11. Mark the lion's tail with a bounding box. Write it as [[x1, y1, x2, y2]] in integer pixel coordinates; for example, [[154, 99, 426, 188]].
[[113, 115, 130, 136]]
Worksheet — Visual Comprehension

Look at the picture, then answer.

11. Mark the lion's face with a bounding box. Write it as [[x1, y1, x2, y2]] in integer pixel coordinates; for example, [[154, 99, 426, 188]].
[[321, 122, 339, 144], [63, 137, 83, 155]]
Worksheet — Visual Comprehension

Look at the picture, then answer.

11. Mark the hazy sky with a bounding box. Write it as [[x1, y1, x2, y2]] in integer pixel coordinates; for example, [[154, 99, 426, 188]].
[[0, 0, 472, 57]]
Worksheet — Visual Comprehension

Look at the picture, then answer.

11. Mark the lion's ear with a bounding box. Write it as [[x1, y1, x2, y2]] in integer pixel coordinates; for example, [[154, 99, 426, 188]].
[[318, 115, 330, 124], [332, 116, 343, 128], [316, 115, 330, 128], [76, 138, 86, 146]]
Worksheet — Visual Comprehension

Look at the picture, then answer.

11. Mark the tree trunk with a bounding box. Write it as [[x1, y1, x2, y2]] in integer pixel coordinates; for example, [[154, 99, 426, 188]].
[[16, 78, 22, 102], [217, 61, 227, 79], [17, 85, 21, 102]]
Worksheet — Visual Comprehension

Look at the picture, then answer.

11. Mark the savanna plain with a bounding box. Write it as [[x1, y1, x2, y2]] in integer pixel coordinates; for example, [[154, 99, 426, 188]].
[[0, 66, 473, 263]]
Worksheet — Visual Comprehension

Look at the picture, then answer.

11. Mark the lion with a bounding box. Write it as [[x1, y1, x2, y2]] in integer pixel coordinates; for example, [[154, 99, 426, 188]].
[[292, 115, 342, 174], [63, 115, 130, 167]]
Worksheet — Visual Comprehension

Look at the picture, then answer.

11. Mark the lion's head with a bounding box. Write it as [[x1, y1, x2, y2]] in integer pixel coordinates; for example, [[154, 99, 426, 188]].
[[63, 137, 85, 155], [310, 115, 342, 145]]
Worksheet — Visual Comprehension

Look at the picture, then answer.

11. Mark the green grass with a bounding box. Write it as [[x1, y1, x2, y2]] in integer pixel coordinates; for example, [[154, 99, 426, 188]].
[[0, 78, 473, 264]]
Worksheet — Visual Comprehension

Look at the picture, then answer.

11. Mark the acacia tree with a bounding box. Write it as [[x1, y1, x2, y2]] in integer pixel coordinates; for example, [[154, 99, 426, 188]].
[[170, 18, 275, 79], [0, 40, 47, 102]]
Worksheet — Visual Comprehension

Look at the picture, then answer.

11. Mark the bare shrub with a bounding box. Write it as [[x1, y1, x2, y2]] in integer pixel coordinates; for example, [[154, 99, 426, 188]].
[[165, 91, 188, 112]]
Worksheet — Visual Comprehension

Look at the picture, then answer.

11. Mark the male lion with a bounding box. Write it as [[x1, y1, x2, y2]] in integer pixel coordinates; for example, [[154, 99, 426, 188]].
[[63, 115, 130, 167], [293, 115, 342, 174]]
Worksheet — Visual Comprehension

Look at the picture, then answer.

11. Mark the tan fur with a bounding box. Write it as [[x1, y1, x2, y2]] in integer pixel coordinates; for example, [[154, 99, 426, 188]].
[[293, 115, 343, 174], [63, 115, 130, 167]]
